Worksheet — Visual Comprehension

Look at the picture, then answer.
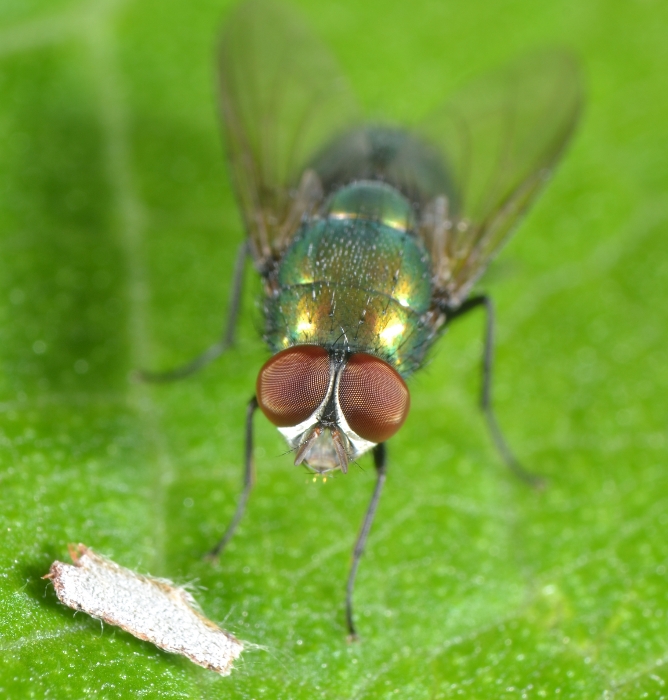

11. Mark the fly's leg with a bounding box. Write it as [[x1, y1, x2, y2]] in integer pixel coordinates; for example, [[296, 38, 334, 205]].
[[346, 443, 387, 641], [137, 241, 248, 383], [207, 396, 258, 560], [447, 294, 544, 487]]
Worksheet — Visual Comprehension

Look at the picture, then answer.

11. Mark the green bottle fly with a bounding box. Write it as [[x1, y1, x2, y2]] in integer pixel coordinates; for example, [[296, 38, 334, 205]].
[[144, 0, 582, 637]]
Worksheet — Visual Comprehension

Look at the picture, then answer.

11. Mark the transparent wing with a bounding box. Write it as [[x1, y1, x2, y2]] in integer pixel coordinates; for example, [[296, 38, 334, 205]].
[[219, 0, 360, 269], [417, 50, 583, 305]]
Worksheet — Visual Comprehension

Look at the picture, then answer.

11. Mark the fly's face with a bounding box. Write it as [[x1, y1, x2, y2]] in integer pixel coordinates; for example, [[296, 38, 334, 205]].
[[255, 345, 409, 473]]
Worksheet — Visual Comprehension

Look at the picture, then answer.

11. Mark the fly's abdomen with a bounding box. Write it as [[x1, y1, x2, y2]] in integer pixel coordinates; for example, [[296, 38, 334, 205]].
[[264, 182, 435, 376]]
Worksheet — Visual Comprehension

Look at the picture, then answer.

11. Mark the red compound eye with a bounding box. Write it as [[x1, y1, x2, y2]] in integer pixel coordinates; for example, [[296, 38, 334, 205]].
[[338, 354, 410, 443], [256, 346, 331, 427]]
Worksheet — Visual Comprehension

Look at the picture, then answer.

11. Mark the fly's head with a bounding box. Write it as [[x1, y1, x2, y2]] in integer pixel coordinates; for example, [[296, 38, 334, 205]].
[[256, 345, 410, 473]]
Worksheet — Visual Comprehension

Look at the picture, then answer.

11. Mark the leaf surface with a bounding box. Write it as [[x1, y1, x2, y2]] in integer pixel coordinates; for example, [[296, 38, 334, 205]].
[[1, 0, 667, 697]]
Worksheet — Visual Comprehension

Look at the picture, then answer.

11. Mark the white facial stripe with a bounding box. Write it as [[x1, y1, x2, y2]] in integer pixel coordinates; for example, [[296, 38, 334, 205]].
[[276, 355, 377, 464]]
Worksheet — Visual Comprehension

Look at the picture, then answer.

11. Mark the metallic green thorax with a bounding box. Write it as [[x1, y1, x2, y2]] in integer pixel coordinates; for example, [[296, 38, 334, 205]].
[[264, 182, 435, 376]]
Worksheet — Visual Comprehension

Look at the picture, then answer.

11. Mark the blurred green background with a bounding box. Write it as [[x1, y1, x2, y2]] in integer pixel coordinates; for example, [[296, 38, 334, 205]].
[[1, 0, 667, 697]]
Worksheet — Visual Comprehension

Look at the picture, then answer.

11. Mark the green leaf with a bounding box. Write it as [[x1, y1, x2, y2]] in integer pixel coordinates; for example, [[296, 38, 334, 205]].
[[2, 0, 667, 697]]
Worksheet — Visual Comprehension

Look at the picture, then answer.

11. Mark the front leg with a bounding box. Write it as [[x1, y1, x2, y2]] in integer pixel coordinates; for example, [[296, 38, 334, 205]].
[[207, 395, 258, 560], [346, 443, 388, 640]]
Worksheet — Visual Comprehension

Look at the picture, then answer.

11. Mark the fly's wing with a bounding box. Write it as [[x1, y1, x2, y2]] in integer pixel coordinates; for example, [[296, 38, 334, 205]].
[[417, 50, 583, 306], [219, 0, 360, 270]]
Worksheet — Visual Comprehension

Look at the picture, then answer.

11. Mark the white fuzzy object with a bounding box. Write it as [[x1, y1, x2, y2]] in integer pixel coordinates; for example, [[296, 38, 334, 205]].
[[46, 544, 244, 675]]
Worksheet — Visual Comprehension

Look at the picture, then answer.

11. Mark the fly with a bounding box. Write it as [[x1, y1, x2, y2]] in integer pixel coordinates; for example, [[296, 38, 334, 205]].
[[140, 0, 583, 639]]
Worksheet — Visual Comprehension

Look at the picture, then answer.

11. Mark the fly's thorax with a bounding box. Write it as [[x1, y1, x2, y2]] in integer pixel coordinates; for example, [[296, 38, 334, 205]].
[[255, 345, 410, 473], [266, 284, 431, 375], [264, 182, 437, 375], [277, 188, 431, 310]]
